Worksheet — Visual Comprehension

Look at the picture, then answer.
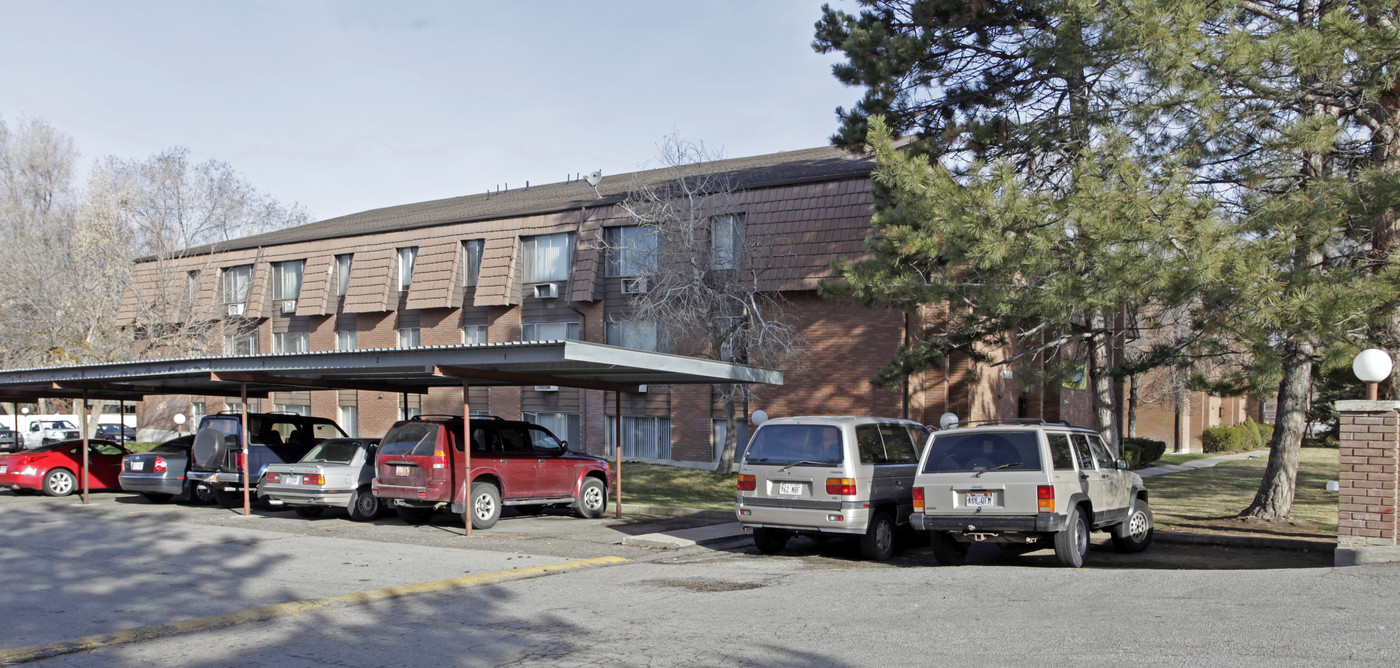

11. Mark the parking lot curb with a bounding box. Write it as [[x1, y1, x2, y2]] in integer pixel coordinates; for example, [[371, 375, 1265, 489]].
[[620, 504, 733, 521], [1154, 529, 1333, 553]]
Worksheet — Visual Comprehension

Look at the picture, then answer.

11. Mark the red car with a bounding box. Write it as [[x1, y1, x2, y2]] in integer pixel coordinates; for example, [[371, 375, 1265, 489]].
[[0, 439, 131, 497]]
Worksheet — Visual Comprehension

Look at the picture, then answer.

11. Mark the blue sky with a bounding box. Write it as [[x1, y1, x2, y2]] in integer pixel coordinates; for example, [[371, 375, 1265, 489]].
[[0, 0, 859, 221]]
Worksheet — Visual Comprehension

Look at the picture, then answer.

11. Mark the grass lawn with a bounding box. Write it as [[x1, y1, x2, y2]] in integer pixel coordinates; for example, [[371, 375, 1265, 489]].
[[1144, 446, 1339, 534], [1154, 452, 1235, 467], [617, 462, 737, 510]]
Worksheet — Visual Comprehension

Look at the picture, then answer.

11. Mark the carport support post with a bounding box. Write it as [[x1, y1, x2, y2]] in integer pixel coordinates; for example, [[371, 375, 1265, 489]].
[[241, 383, 250, 516], [462, 377, 472, 537], [614, 391, 622, 519], [79, 392, 89, 504]]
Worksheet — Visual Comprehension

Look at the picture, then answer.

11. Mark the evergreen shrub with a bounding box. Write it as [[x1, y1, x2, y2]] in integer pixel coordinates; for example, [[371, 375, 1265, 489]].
[[1122, 437, 1168, 467]]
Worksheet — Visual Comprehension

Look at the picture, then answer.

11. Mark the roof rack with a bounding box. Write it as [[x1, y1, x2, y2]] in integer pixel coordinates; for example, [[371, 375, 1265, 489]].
[[955, 418, 1086, 428], [408, 414, 506, 422]]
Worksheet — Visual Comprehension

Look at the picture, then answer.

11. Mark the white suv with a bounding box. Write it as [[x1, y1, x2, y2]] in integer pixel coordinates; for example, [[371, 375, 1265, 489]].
[[911, 420, 1152, 567]]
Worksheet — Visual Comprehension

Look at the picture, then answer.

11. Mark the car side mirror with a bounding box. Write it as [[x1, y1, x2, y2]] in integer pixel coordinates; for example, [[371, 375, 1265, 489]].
[[559, 440, 569, 452], [1116, 458, 1130, 470]]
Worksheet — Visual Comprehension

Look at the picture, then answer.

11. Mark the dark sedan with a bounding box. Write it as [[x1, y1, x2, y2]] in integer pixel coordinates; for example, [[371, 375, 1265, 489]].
[[0, 428, 19, 453], [96, 423, 137, 444], [119, 435, 212, 504]]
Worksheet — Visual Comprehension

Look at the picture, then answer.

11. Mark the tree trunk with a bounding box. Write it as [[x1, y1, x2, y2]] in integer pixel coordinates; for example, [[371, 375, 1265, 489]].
[[1127, 373, 1139, 438], [1174, 380, 1191, 454], [1089, 310, 1120, 453], [714, 385, 740, 475], [1240, 338, 1313, 520]]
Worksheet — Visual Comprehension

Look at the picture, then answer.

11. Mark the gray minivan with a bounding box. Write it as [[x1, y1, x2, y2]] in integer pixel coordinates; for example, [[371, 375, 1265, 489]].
[[735, 415, 931, 561]]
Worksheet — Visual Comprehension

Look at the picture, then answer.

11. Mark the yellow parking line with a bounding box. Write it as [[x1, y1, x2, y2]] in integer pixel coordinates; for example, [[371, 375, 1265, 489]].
[[316, 522, 355, 531], [0, 555, 629, 665]]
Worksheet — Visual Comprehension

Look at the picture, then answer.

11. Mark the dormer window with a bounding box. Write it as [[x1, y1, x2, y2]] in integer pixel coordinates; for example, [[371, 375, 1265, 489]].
[[397, 247, 418, 291], [272, 260, 304, 301], [523, 233, 572, 283]]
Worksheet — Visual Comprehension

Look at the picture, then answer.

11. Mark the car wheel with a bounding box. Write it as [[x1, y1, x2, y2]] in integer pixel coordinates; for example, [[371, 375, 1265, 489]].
[[930, 532, 970, 566], [294, 506, 324, 518], [347, 486, 380, 522], [1054, 505, 1089, 568], [42, 468, 75, 497], [574, 478, 607, 519], [395, 506, 435, 525], [859, 511, 897, 561], [752, 527, 790, 554], [1111, 500, 1154, 553], [141, 492, 173, 503], [213, 490, 243, 509], [468, 481, 501, 530], [183, 482, 216, 505]]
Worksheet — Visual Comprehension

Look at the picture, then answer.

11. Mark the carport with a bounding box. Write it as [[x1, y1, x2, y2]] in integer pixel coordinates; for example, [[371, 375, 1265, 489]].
[[0, 341, 782, 535]]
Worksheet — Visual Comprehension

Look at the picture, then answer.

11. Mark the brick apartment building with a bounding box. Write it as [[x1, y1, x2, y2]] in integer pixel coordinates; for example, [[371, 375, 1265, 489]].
[[117, 145, 1236, 461]]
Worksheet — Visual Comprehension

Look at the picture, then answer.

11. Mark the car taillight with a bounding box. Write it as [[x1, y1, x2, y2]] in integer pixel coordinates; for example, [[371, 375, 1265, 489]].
[[303, 474, 325, 486], [737, 474, 756, 491], [1038, 484, 1055, 513], [153, 457, 167, 473], [236, 452, 246, 470], [913, 487, 925, 513], [826, 478, 856, 496], [266, 472, 281, 483]]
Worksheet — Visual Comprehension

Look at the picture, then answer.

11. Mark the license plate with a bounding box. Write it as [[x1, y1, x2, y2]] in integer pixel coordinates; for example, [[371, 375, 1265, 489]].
[[285, 475, 300, 485], [130, 461, 144, 471], [0, 465, 6, 474], [965, 491, 996, 507], [395, 465, 410, 477], [778, 482, 804, 496]]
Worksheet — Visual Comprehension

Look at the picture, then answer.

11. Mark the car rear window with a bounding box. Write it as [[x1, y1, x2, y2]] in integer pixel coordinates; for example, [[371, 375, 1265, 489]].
[[743, 425, 843, 466], [378, 423, 441, 458], [301, 439, 363, 464], [148, 442, 187, 454], [922, 431, 1043, 473]]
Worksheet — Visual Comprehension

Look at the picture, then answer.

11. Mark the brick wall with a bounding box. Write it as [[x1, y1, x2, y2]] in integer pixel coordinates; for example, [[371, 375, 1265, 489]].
[[1337, 403, 1400, 547]]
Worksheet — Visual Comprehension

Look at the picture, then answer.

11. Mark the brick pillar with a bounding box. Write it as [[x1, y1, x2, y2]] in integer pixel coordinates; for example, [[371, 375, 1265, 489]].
[[1335, 400, 1400, 566]]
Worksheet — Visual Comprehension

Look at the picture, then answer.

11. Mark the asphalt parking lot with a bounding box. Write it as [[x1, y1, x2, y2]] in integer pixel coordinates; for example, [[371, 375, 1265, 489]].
[[0, 489, 1366, 666]]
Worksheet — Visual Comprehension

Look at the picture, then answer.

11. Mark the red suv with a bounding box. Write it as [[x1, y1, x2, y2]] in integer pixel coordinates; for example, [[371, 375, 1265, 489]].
[[371, 415, 611, 529]]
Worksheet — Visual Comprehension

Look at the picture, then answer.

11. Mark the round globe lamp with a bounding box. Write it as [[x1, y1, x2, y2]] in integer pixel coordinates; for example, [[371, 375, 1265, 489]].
[[1353, 349, 1394, 401]]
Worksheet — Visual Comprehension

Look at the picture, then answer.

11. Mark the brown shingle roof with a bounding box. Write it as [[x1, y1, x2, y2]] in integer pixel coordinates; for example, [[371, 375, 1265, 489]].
[[176, 146, 872, 257]]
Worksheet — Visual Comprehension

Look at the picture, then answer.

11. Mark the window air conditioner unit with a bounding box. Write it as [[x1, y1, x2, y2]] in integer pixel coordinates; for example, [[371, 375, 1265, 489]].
[[636, 385, 648, 394], [280, 300, 297, 314], [533, 282, 559, 299], [534, 385, 559, 392], [621, 277, 648, 294], [227, 303, 245, 317]]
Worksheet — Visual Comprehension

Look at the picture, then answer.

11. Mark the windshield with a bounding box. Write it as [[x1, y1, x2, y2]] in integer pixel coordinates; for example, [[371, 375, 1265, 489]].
[[300, 439, 367, 464], [44, 421, 76, 430], [378, 423, 440, 458], [743, 424, 843, 466], [922, 431, 1043, 474]]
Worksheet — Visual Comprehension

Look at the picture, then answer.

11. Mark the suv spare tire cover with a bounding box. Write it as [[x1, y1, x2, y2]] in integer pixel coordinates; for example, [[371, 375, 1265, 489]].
[[191, 428, 228, 469]]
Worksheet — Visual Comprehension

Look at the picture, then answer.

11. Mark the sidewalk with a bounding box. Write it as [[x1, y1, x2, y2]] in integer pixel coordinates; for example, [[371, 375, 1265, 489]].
[[618, 450, 1326, 553]]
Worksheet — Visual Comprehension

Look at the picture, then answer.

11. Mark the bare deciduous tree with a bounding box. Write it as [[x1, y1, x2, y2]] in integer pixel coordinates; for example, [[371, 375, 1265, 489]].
[[610, 136, 806, 474]]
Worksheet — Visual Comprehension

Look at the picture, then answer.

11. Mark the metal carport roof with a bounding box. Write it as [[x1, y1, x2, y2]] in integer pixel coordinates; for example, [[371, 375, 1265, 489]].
[[0, 340, 783, 400]]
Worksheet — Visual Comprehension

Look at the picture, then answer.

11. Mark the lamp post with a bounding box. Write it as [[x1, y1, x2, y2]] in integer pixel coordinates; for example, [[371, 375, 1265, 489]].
[[1353, 349, 1394, 401]]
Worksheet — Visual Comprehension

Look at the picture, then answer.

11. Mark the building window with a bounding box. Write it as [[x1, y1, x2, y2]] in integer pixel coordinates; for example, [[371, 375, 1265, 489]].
[[607, 416, 672, 460], [605, 226, 658, 277], [272, 260, 304, 301], [605, 320, 661, 351], [275, 404, 310, 416], [462, 240, 484, 287], [462, 324, 488, 345], [338, 405, 359, 437], [522, 233, 572, 283], [337, 328, 357, 351], [397, 247, 418, 291], [711, 214, 743, 270], [190, 401, 206, 423], [273, 331, 309, 354], [186, 270, 200, 302], [222, 264, 253, 303], [226, 331, 258, 356], [522, 321, 579, 341], [713, 419, 751, 462], [523, 412, 580, 450], [399, 405, 422, 421], [333, 254, 352, 296], [398, 327, 421, 348]]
